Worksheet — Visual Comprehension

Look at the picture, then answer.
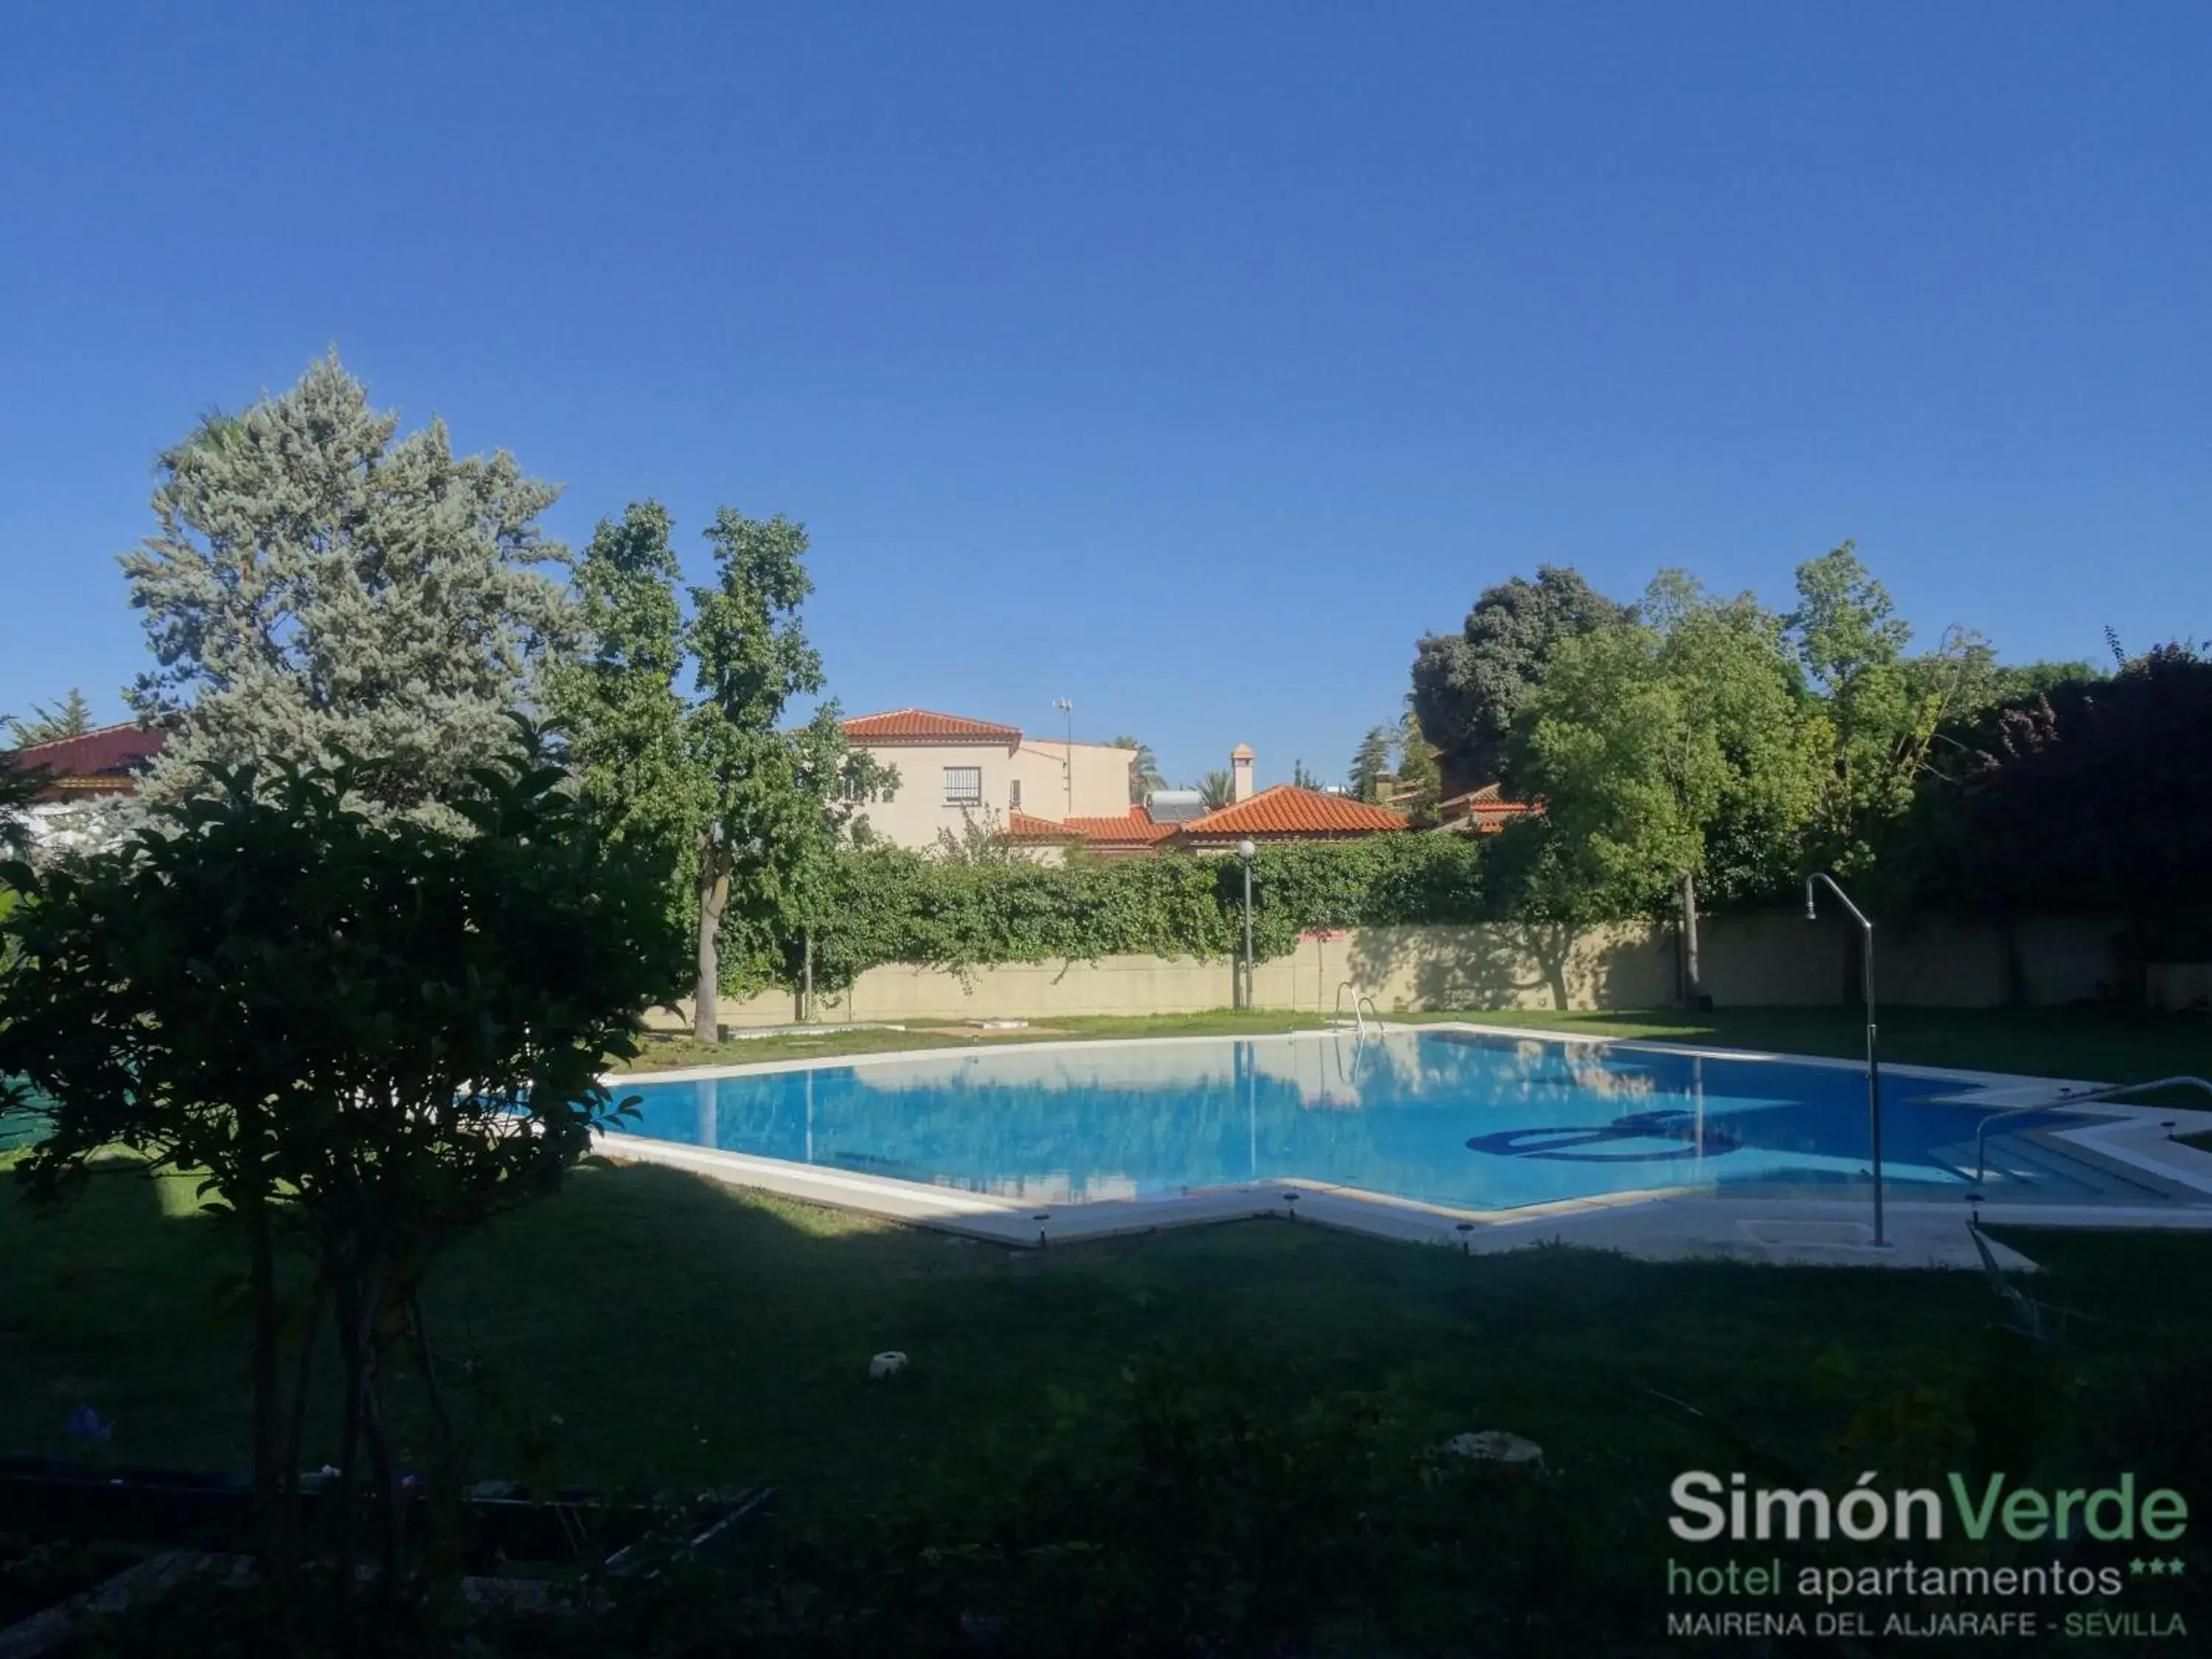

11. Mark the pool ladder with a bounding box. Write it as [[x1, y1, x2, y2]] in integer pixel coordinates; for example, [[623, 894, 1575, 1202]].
[[1332, 981, 1381, 1040], [1970, 1074, 2212, 1189]]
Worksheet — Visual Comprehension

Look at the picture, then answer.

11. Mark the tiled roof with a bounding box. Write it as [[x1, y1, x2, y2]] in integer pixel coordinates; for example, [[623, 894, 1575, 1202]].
[[1001, 811, 1082, 841], [2, 722, 166, 801], [1066, 807, 1178, 844], [841, 709, 1022, 744], [1179, 786, 1408, 838], [999, 807, 1176, 846], [1437, 782, 1540, 834]]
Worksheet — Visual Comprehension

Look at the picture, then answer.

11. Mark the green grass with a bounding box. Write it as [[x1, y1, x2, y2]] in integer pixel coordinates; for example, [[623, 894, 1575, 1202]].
[[5, 1149, 2210, 1535]]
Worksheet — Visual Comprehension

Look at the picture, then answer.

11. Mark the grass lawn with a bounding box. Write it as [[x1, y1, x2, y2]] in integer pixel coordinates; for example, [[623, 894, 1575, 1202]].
[[5, 1148, 2210, 1529]]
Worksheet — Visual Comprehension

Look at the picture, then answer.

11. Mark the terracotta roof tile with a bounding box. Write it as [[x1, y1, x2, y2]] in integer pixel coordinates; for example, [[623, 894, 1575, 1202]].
[[2, 722, 165, 802], [1000, 806, 1176, 846], [1178, 786, 1408, 838], [1065, 807, 1176, 843], [1001, 811, 1082, 840], [841, 709, 1023, 743]]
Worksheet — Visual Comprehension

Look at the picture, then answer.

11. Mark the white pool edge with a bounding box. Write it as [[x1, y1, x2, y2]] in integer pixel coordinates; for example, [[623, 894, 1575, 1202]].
[[597, 1021, 2212, 1270]]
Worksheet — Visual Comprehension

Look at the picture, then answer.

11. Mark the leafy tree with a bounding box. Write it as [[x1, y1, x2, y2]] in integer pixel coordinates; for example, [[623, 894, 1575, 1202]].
[[1349, 725, 1397, 804], [1194, 770, 1237, 810], [1943, 641, 2212, 996], [1394, 710, 1444, 828], [678, 511, 890, 1039], [1785, 542, 1955, 874], [5, 689, 94, 745], [549, 503, 695, 927], [1507, 574, 1820, 960], [1110, 735, 1165, 802], [0, 724, 684, 1595], [1409, 566, 1629, 794], [119, 354, 572, 826], [554, 503, 892, 1034], [932, 805, 1020, 866]]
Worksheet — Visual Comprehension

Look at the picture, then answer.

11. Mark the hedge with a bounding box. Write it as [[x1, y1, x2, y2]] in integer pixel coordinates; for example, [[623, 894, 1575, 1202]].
[[730, 833, 1497, 995]]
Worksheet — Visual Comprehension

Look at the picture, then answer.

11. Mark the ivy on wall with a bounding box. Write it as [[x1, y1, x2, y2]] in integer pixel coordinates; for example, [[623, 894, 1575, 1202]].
[[720, 835, 1496, 995]]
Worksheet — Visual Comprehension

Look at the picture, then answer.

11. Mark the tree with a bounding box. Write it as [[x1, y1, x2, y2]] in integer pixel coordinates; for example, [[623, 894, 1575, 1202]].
[[933, 805, 1020, 866], [1944, 641, 2212, 998], [119, 354, 572, 827], [549, 502, 695, 932], [1110, 736, 1165, 803], [0, 724, 685, 1596], [1507, 574, 1820, 975], [554, 503, 891, 1036], [1409, 566, 1629, 794], [6, 689, 94, 746], [1291, 759, 1322, 790], [1194, 770, 1237, 810], [680, 511, 890, 1040], [1349, 726, 1397, 804], [1394, 711, 1443, 828], [1786, 542, 1930, 874]]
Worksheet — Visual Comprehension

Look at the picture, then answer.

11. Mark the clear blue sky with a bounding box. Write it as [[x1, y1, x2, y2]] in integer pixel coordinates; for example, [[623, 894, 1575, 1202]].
[[4, 4, 2207, 788]]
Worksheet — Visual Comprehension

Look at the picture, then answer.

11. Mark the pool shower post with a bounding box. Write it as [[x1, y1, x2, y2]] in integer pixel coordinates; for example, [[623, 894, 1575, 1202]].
[[1805, 872, 1885, 1248]]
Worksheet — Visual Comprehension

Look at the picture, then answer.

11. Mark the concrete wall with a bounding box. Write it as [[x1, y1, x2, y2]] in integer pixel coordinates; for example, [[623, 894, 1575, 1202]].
[[847, 738, 1132, 849], [647, 910, 2130, 1032]]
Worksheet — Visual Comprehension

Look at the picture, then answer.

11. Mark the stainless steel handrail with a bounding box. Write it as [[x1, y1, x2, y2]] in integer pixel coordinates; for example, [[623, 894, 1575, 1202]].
[[1972, 1075, 2212, 1187], [1332, 981, 1368, 1040]]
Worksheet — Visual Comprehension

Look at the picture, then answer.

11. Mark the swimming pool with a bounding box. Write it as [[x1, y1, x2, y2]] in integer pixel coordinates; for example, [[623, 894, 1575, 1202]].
[[608, 1029, 2114, 1214]]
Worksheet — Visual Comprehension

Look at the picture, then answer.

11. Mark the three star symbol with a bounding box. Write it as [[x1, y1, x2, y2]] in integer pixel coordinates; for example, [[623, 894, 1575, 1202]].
[[2128, 1557, 2186, 1576]]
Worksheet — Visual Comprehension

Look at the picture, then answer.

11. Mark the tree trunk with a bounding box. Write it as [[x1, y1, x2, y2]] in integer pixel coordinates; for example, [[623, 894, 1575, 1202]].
[[693, 855, 728, 1043], [243, 1197, 285, 1565], [801, 928, 813, 1023], [333, 1276, 367, 1601], [279, 1276, 328, 1551], [1679, 870, 1703, 1007]]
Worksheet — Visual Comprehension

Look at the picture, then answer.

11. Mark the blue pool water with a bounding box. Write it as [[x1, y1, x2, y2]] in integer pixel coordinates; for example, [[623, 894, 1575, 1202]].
[[609, 1030, 2096, 1212]]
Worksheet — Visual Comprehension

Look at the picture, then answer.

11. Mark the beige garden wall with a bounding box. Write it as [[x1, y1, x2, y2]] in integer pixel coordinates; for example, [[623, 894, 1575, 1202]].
[[645, 910, 2132, 1032]]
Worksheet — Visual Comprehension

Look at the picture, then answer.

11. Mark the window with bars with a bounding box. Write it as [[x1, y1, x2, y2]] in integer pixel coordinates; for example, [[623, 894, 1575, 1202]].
[[1009, 779, 1023, 813], [943, 766, 983, 805]]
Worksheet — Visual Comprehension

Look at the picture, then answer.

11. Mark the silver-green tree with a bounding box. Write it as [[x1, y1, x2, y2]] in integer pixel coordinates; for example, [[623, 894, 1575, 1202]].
[[120, 354, 572, 824]]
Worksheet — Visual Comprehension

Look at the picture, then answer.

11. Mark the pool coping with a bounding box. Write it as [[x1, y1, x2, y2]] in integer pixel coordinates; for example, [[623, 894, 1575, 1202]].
[[595, 1022, 2212, 1270]]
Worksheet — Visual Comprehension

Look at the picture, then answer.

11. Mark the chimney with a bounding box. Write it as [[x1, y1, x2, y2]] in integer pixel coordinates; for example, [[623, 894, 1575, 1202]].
[[1231, 744, 1254, 802]]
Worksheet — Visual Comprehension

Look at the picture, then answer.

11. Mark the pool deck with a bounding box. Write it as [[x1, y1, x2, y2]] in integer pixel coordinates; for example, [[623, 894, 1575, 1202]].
[[596, 1023, 2212, 1272]]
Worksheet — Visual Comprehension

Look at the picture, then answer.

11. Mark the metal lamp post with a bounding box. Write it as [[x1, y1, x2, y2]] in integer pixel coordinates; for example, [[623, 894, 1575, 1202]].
[[1806, 872, 1885, 1247], [1239, 838, 1256, 1011], [1052, 698, 1074, 819]]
